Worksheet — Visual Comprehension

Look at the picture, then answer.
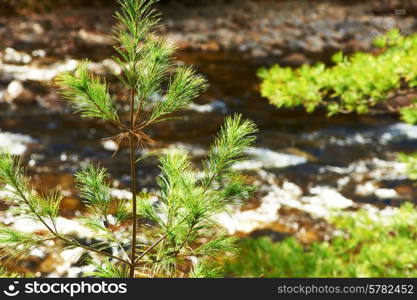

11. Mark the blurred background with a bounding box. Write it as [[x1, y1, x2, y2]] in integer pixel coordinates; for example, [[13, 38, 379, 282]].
[[1, 0, 417, 277]]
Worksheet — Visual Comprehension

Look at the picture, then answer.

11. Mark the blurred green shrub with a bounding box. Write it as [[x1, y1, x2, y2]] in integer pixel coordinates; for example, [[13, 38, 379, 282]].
[[399, 152, 417, 180], [225, 203, 417, 277], [258, 30, 417, 118]]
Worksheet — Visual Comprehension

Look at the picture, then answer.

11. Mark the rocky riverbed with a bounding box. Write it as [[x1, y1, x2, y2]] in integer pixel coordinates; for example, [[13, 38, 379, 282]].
[[1, 0, 417, 63]]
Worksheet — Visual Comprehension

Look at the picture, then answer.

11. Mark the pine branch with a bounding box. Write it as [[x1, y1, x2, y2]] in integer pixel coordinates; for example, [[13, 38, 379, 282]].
[[56, 62, 119, 122], [75, 164, 112, 216], [149, 66, 208, 123], [0, 154, 129, 265], [190, 260, 222, 278], [84, 258, 130, 278], [134, 115, 257, 275], [0, 225, 46, 260], [202, 114, 258, 190]]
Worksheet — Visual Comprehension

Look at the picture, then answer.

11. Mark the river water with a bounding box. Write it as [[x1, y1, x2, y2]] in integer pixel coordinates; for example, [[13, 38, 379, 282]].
[[1, 47, 417, 275]]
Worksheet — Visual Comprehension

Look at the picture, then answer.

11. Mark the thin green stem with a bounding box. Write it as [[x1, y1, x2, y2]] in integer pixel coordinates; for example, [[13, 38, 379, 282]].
[[129, 89, 138, 278], [134, 233, 168, 265], [109, 227, 131, 264], [58, 234, 130, 265], [134, 213, 192, 265]]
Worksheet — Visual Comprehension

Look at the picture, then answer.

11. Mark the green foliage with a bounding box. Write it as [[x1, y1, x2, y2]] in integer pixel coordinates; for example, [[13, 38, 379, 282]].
[[75, 164, 112, 216], [0, 114, 256, 277], [56, 62, 119, 122], [133, 115, 257, 277], [150, 66, 208, 122], [0, 266, 22, 278], [0, 153, 62, 230], [259, 30, 417, 118], [399, 104, 417, 124], [0, 225, 46, 260], [226, 203, 417, 278], [84, 258, 130, 278], [399, 152, 417, 180], [204, 115, 257, 184], [112, 0, 207, 123], [190, 260, 222, 278]]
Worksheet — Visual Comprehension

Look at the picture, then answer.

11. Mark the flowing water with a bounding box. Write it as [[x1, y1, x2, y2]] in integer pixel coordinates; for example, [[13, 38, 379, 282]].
[[1, 49, 417, 263], [2, 45, 417, 275]]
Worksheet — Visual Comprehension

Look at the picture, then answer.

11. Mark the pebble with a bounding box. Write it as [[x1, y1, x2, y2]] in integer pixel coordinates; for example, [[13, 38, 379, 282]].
[[233, 147, 307, 170], [77, 29, 112, 45], [305, 35, 325, 53], [281, 53, 309, 66], [1, 59, 78, 81], [188, 100, 228, 114], [5, 80, 35, 103], [2, 47, 32, 65]]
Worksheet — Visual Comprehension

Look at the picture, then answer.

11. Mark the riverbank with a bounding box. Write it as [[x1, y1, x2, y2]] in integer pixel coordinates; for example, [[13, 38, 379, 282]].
[[1, 0, 416, 63]]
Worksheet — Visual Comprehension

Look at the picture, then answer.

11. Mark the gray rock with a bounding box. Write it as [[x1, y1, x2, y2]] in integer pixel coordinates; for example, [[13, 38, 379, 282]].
[[5, 80, 35, 103], [281, 53, 309, 66], [305, 35, 325, 52]]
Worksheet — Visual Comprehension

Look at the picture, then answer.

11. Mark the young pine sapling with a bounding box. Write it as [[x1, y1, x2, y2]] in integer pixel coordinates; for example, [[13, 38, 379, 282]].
[[0, 0, 257, 278]]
